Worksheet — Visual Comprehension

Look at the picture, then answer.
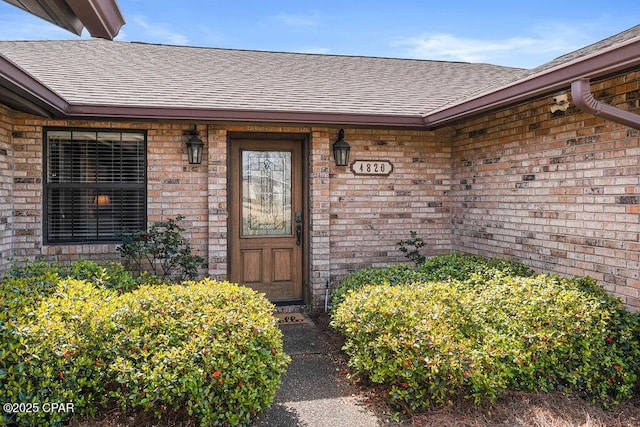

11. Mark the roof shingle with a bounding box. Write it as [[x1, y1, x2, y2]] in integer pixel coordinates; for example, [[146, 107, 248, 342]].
[[0, 39, 524, 118]]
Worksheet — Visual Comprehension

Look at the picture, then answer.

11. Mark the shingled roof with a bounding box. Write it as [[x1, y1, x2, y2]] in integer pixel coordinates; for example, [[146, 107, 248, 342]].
[[1, 24, 639, 127], [0, 39, 524, 124]]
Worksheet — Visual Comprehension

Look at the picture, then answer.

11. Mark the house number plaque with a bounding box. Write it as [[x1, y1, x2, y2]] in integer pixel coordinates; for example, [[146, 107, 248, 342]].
[[351, 160, 393, 176]]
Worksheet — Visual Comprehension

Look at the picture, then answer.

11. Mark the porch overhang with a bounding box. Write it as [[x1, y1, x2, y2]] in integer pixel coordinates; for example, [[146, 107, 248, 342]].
[[3, 0, 125, 39]]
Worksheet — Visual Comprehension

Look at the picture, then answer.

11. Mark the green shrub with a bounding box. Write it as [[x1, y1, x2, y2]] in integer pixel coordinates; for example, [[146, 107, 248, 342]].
[[331, 263, 418, 308], [1, 279, 116, 426], [1, 273, 289, 426], [332, 283, 506, 409], [331, 270, 640, 410], [100, 280, 289, 425], [117, 215, 205, 282], [330, 252, 534, 309], [4, 258, 138, 292], [415, 252, 535, 282], [0, 260, 82, 426]]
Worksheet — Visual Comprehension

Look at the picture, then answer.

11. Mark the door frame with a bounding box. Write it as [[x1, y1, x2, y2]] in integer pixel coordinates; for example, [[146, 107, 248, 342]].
[[227, 132, 310, 304]]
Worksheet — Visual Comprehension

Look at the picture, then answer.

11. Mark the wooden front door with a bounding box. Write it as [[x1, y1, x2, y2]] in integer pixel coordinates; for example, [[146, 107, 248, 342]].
[[229, 137, 304, 302]]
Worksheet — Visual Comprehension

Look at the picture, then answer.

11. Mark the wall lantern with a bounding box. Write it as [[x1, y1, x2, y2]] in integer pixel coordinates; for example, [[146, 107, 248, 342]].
[[332, 128, 351, 167], [185, 126, 204, 164]]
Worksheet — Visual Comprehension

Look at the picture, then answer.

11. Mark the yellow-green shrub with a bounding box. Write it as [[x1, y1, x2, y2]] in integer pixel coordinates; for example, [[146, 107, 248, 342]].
[[1, 276, 289, 426], [99, 280, 289, 425], [332, 283, 507, 408], [332, 272, 640, 410], [1, 279, 115, 426]]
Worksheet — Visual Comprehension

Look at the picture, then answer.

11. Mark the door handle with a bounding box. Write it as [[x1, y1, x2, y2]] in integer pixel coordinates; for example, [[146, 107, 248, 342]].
[[295, 211, 303, 246]]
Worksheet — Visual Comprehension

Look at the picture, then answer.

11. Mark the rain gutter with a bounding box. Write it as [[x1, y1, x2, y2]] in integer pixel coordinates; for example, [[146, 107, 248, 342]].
[[0, 53, 68, 118], [423, 36, 640, 129], [62, 104, 427, 127], [65, 0, 125, 39]]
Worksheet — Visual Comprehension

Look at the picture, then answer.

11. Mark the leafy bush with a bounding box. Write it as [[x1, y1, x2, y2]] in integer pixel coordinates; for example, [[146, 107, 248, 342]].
[[1, 278, 116, 426], [4, 258, 139, 292], [1, 270, 289, 426], [331, 256, 640, 410], [331, 263, 418, 308], [332, 283, 504, 409], [416, 252, 535, 282], [331, 252, 533, 308], [117, 215, 204, 282], [101, 280, 289, 425]]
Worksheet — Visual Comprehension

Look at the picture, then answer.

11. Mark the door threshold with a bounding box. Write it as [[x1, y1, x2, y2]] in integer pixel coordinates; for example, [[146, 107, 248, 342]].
[[274, 299, 305, 307]]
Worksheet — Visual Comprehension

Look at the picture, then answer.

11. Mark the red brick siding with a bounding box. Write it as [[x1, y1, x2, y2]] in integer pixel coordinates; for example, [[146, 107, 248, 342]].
[[309, 127, 331, 307], [3, 113, 453, 307], [206, 126, 228, 281], [10, 117, 43, 259], [450, 70, 640, 309]]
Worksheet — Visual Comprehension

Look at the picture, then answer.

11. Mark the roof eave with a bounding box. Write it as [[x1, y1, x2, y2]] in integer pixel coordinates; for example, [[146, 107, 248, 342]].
[[0, 53, 69, 117], [62, 104, 428, 128], [423, 36, 640, 129], [65, 0, 125, 40], [3, 0, 83, 35], [3, 0, 124, 39]]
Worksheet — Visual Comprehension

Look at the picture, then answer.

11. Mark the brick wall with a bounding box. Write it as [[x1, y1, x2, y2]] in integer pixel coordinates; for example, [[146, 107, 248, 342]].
[[11, 116, 42, 260], [0, 105, 12, 269], [4, 113, 453, 308], [8, 70, 639, 310], [328, 127, 452, 289], [450, 70, 640, 309]]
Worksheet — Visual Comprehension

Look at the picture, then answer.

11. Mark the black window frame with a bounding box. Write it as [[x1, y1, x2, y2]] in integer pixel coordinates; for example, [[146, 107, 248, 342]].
[[43, 127, 147, 244]]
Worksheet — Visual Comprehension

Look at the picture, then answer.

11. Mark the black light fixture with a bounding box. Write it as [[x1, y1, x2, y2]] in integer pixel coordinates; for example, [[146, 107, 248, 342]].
[[185, 125, 204, 164], [332, 128, 350, 167]]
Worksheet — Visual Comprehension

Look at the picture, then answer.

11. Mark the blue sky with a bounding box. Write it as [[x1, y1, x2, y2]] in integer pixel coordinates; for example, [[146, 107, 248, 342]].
[[0, 1, 639, 68]]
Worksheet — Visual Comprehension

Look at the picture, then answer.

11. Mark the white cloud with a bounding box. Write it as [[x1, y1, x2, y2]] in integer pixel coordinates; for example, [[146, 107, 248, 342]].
[[394, 24, 592, 68], [272, 12, 320, 28], [127, 15, 189, 45], [298, 46, 331, 54]]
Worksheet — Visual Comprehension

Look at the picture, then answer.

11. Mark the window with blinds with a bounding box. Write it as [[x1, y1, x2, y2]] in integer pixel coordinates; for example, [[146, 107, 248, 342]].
[[44, 129, 146, 243]]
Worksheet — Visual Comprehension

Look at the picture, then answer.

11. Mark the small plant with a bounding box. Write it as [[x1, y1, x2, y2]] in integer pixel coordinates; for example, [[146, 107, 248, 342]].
[[117, 215, 204, 282], [397, 231, 426, 265]]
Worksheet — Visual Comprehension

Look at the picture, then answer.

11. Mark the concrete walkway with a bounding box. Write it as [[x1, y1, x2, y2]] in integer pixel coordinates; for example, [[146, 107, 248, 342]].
[[254, 317, 383, 426]]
